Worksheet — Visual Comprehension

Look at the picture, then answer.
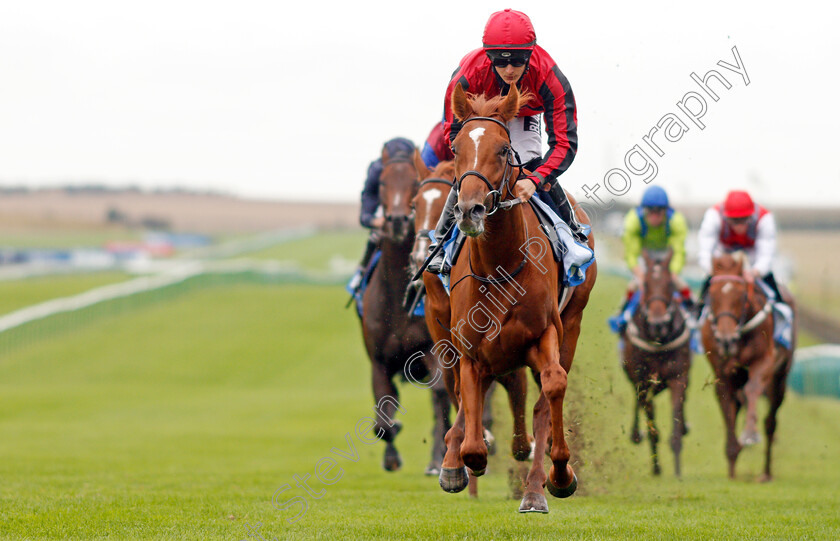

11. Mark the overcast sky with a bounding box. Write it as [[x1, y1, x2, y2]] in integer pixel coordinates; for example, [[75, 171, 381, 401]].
[[1, 1, 838, 208]]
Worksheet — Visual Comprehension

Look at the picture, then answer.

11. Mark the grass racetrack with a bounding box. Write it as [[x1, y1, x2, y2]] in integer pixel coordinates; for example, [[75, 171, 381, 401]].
[[1, 231, 839, 540]]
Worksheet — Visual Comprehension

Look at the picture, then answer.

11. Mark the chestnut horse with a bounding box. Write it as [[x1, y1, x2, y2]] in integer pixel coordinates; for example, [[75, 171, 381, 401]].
[[621, 249, 691, 477], [357, 146, 451, 474], [408, 158, 533, 495], [438, 84, 597, 513], [701, 252, 796, 481]]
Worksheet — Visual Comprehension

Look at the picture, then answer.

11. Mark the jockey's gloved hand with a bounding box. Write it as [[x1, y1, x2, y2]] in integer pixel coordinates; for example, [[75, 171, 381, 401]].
[[514, 178, 538, 202]]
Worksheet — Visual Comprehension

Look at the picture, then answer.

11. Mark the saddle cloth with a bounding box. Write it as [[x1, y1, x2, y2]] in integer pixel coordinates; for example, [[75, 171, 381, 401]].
[[431, 196, 595, 295]]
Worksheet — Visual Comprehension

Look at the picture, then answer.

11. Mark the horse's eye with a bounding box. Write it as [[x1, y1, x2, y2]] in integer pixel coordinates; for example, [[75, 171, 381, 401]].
[[450, 146, 458, 155]]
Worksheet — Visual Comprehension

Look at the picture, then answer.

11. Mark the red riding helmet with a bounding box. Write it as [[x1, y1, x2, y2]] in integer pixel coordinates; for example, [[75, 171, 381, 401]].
[[722, 190, 755, 218], [482, 9, 536, 50]]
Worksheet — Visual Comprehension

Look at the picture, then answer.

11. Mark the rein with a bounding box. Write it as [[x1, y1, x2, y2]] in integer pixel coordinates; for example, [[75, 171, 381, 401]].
[[448, 218, 531, 291], [454, 116, 526, 216], [448, 116, 532, 291], [629, 282, 689, 352], [626, 318, 691, 353]]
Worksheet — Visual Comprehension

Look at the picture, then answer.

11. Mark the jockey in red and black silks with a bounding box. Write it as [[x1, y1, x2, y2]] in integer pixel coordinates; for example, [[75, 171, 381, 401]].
[[441, 45, 577, 189], [425, 9, 584, 275]]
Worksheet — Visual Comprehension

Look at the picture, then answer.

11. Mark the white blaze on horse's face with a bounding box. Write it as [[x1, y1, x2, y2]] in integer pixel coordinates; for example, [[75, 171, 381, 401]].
[[652, 264, 662, 279], [393, 192, 401, 207], [421, 188, 442, 230], [469, 127, 485, 168], [722, 282, 733, 295]]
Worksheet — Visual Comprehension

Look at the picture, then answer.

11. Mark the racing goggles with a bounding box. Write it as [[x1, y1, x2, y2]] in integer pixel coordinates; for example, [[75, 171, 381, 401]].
[[487, 50, 531, 68]]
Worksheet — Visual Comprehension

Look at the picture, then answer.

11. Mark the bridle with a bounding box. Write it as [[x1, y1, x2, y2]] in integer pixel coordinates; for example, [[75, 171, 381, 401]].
[[453, 116, 526, 216], [448, 116, 531, 290], [626, 272, 689, 353], [414, 177, 454, 241], [707, 274, 773, 340], [378, 155, 419, 233]]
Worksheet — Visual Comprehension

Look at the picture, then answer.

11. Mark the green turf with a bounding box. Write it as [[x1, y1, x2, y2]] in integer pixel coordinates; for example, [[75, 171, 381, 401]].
[[0, 272, 132, 316], [0, 237, 838, 539]]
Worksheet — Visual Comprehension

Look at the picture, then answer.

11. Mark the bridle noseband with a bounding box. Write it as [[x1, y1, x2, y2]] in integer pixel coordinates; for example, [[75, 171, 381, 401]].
[[447, 116, 531, 290], [454, 116, 525, 216], [708, 275, 750, 331]]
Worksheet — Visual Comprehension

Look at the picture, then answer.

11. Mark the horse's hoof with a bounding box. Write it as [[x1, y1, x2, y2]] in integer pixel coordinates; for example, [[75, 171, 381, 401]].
[[653, 463, 662, 476], [518, 492, 549, 513], [546, 473, 578, 499], [512, 442, 532, 462], [439, 466, 470, 493], [484, 429, 497, 456], [383, 449, 402, 472], [758, 473, 773, 483], [738, 431, 760, 446], [425, 464, 441, 476], [631, 431, 643, 444]]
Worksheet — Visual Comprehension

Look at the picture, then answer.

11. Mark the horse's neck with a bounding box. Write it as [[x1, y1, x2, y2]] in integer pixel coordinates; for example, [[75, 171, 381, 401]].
[[378, 236, 412, 294], [746, 284, 769, 317], [469, 205, 529, 274]]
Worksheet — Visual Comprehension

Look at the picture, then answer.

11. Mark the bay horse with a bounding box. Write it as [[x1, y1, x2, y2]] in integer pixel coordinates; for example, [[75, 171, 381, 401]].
[[620, 248, 691, 476], [701, 252, 796, 481], [438, 84, 597, 513], [408, 158, 533, 494], [356, 146, 451, 474]]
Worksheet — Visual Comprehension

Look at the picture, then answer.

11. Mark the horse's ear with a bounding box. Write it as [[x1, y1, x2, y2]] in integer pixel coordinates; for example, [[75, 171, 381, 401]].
[[413, 148, 431, 179], [498, 84, 522, 122], [451, 84, 473, 122]]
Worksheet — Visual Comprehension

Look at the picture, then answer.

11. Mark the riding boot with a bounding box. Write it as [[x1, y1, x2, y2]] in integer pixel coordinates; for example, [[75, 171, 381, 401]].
[[426, 187, 458, 275], [349, 233, 379, 292], [548, 182, 588, 243], [762, 272, 784, 303]]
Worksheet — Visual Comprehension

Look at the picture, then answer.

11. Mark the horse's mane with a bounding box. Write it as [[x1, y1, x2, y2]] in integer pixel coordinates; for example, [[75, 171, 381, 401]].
[[713, 251, 748, 274], [464, 89, 535, 121]]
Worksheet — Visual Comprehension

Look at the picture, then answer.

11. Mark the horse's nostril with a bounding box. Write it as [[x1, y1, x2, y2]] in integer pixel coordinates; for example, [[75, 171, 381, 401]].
[[471, 204, 486, 221]]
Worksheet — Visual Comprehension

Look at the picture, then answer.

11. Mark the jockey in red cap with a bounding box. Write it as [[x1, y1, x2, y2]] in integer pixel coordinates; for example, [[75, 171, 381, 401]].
[[695, 190, 785, 314], [426, 9, 582, 274]]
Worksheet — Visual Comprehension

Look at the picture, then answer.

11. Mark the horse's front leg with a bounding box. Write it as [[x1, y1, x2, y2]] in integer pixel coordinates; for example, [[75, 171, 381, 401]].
[[740, 349, 774, 447], [459, 357, 491, 476], [715, 376, 742, 479], [439, 400, 468, 493], [528, 323, 577, 499], [668, 369, 689, 478], [371, 364, 402, 472], [519, 388, 550, 513]]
